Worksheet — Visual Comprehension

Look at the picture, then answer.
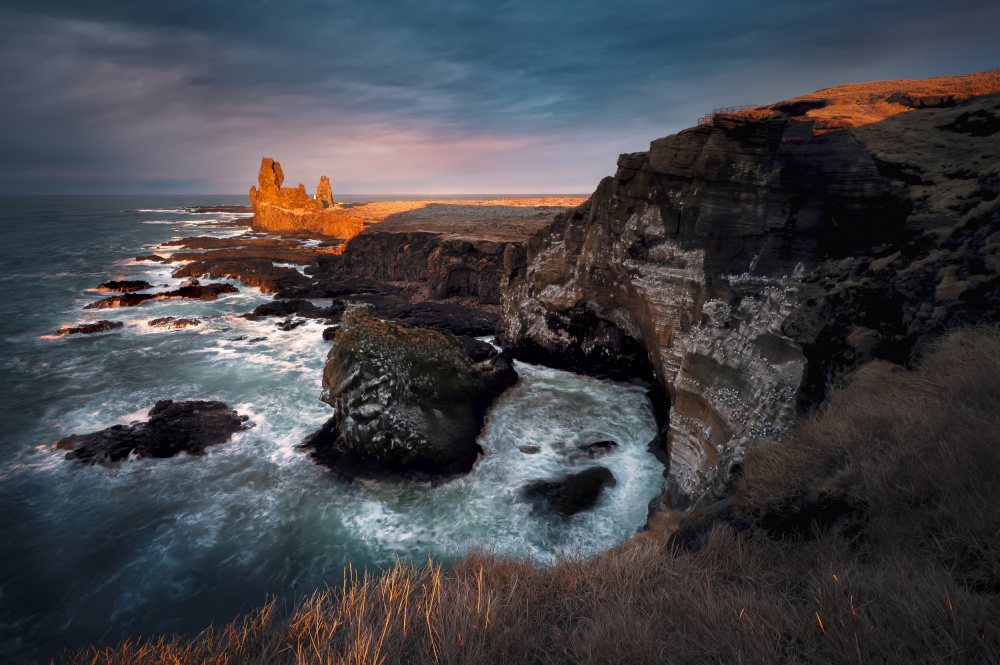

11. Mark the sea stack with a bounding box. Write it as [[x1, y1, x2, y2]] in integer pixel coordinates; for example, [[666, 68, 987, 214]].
[[249, 157, 363, 238]]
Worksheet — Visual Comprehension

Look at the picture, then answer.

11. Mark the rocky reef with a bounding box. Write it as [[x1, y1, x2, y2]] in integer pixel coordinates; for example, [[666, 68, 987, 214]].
[[498, 70, 1000, 512], [249, 157, 363, 238], [303, 304, 517, 480], [55, 400, 251, 464]]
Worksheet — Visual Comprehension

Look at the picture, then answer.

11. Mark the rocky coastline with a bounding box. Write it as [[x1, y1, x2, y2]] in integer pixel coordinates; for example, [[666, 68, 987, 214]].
[[52, 69, 1000, 529]]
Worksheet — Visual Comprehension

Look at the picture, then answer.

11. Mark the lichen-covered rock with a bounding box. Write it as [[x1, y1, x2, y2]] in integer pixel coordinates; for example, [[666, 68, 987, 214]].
[[54, 400, 251, 464], [304, 304, 517, 479]]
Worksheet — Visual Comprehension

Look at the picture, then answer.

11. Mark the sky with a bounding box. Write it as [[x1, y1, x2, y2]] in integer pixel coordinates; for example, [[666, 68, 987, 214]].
[[0, 0, 997, 195]]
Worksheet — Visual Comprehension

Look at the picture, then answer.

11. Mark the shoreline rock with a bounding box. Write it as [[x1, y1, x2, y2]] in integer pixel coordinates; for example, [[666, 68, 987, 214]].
[[54, 400, 252, 464], [97, 280, 152, 292], [54, 320, 124, 336], [84, 283, 238, 308]]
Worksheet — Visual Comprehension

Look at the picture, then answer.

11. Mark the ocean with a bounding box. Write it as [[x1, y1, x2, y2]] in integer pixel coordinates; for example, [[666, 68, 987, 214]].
[[0, 195, 663, 661]]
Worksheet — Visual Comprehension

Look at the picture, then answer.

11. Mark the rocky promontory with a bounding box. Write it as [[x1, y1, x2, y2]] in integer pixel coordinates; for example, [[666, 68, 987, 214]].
[[303, 304, 517, 480], [498, 69, 1000, 513]]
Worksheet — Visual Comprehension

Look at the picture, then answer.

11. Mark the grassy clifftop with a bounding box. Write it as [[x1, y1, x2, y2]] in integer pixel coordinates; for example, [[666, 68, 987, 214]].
[[64, 326, 1000, 664]]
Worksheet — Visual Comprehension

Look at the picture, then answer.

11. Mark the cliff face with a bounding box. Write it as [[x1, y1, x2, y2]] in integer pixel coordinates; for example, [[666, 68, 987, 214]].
[[498, 71, 1000, 512], [249, 158, 363, 238], [309, 200, 582, 305]]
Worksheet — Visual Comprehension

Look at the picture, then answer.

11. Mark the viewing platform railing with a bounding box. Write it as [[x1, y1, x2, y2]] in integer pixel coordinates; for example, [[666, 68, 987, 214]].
[[697, 105, 759, 126]]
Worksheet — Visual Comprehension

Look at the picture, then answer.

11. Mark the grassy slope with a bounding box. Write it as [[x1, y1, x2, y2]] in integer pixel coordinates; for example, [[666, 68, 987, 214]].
[[64, 327, 1000, 664]]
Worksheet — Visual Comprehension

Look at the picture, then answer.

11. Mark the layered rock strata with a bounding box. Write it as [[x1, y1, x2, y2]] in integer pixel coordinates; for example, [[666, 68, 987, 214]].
[[499, 70, 1000, 512], [303, 304, 517, 480]]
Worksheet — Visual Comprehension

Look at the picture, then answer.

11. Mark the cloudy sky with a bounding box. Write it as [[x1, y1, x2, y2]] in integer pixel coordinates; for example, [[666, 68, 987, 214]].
[[0, 0, 997, 195]]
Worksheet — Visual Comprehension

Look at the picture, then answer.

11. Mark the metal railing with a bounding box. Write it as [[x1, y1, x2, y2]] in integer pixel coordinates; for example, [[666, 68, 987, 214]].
[[697, 105, 759, 125]]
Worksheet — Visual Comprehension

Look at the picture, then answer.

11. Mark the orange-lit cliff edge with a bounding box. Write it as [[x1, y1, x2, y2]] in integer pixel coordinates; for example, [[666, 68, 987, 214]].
[[725, 68, 1000, 133], [248, 156, 586, 245]]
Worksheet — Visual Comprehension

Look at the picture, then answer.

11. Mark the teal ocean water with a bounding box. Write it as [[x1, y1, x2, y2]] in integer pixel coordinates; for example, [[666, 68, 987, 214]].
[[0, 196, 662, 661]]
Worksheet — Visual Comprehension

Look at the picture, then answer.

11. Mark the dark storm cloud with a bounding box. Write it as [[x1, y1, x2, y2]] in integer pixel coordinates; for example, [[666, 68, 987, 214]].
[[0, 0, 997, 193]]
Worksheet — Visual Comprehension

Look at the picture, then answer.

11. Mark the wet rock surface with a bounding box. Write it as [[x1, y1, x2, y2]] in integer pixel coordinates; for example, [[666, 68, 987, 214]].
[[54, 320, 124, 336], [302, 305, 517, 480], [54, 400, 252, 464], [98, 280, 152, 292], [171, 258, 307, 294], [85, 283, 238, 308], [523, 466, 617, 516], [85, 293, 156, 308], [148, 317, 201, 328], [567, 440, 619, 463]]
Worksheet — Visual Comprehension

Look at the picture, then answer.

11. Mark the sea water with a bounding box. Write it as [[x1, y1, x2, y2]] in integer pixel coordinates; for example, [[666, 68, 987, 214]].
[[0, 196, 664, 661]]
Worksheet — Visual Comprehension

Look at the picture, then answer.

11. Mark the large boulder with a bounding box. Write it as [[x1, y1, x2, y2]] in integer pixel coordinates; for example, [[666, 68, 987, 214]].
[[303, 304, 517, 479], [54, 400, 252, 464], [523, 466, 618, 516]]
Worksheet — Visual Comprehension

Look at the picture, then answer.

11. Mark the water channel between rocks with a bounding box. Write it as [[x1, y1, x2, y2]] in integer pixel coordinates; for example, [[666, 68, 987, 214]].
[[0, 196, 664, 659]]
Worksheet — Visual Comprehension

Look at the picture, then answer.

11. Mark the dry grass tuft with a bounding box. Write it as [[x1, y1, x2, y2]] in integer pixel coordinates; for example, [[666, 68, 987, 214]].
[[62, 327, 1000, 664]]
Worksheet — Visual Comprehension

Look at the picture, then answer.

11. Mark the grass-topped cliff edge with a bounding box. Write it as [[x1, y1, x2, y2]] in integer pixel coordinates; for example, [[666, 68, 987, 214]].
[[61, 325, 1000, 664]]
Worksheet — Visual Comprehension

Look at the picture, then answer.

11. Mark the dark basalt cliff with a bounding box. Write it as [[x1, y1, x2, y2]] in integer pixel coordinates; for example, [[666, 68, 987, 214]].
[[498, 70, 1000, 512]]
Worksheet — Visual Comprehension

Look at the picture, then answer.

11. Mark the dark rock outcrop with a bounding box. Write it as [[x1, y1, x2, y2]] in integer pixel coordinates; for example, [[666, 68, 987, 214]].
[[97, 280, 152, 292], [523, 466, 617, 516], [55, 400, 251, 464], [302, 304, 517, 480], [245, 299, 343, 320], [84, 283, 238, 308], [85, 293, 156, 309], [54, 320, 124, 336], [172, 258, 308, 294], [148, 317, 200, 328], [498, 71, 1000, 512], [567, 440, 619, 463]]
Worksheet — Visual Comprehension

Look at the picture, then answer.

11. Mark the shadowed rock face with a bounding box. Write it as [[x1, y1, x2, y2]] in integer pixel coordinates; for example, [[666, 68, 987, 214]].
[[55, 400, 252, 464], [499, 73, 1000, 513], [304, 305, 517, 480]]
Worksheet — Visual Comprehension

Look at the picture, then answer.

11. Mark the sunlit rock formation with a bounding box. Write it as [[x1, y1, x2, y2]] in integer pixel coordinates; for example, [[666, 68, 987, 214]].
[[498, 69, 1000, 512], [249, 158, 363, 238]]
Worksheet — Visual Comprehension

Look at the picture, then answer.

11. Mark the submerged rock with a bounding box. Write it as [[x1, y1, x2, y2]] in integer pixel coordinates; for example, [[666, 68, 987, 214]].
[[523, 466, 617, 516], [303, 304, 517, 480], [54, 320, 124, 336], [97, 280, 152, 292], [54, 400, 252, 464], [567, 440, 619, 464]]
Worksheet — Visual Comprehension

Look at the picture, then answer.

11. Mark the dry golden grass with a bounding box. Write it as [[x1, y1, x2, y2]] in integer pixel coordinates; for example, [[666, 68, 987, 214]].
[[732, 67, 1000, 132], [61, 327, 1000, 664]]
